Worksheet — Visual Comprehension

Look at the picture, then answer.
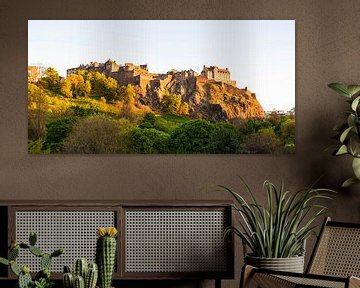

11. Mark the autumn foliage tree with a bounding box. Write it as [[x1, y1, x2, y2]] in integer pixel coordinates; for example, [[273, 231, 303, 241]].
[[161, 93, 181, 114], [28, 83, 49, 140], [87, 71, 118, 100], [118, 85, 137, 119], [61, 74, 91, 98], [39, 67, 61, 93]]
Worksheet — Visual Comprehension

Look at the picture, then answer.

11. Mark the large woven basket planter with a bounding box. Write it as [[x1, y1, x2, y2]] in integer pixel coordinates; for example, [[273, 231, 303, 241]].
[[245, 254, 305, 273]]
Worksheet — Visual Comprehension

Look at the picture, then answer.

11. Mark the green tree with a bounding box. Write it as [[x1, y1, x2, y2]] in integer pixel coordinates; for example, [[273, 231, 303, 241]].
[[39, 67, 61, 93], [139, 112, 157, 129], [43, 117, 78, 152], [118, 85, 137, 119], [63, 116, 134, 153], [61, 74, 90, 98], [129, 128, 170, 153], [169, 119, 215, 153], [28, 83, 49, 140], [245, 128, 280, 154], [209, 122, 241, 153], [89, 72, 118, 100], [117, 84, 136, 104], [161, 93, 181, 114], [280, 118, 295, 144]]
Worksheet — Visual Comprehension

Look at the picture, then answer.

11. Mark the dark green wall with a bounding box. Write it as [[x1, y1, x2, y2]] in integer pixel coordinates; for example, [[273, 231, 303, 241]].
[[1, 1, 360, 287]]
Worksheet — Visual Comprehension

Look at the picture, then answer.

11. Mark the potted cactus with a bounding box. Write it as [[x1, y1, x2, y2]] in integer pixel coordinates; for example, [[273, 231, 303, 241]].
[[0, 232, 63, 288], [96, 227, 118, 288], [62, 258, 98, 288]]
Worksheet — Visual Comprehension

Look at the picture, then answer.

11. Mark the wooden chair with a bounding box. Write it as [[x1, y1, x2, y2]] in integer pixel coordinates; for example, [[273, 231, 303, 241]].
[[241, 217, 360, 288]]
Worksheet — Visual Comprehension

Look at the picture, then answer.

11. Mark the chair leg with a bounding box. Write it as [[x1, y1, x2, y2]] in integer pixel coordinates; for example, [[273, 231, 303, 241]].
[[240, 265, 255, 288], [215, 278, 221, 288]]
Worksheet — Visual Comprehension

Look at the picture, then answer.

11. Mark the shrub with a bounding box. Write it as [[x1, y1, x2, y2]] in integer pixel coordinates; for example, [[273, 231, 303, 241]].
[[28, 139, 49, 154], [245, 128, 280, 154], [129, 128, 170, 154], [209, 122, 241, 153], [280, 118, 295, 144], [63, 116, 134, 153], [161, 93, 181, 114], [178, 102, 189, 116], [139, 112, 157, 129], [43, 117, 78, 152], [169, 120, 215, 153], [72, 105, 101, 117]]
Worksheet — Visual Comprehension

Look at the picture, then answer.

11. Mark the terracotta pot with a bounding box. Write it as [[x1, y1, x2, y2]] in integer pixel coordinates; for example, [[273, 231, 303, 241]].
[[245, 254, 304, 273]]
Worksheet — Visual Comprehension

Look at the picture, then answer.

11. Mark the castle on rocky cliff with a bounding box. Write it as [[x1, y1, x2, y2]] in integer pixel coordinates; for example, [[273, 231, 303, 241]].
[[201, 65, 236, 86], [67, 59, 237, 90]]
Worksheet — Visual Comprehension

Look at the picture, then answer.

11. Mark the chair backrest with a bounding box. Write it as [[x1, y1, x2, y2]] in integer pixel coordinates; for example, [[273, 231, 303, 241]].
[[307, 217, 360, 277]]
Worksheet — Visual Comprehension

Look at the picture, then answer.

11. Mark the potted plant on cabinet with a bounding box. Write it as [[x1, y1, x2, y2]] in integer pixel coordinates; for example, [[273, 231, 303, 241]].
[[328, 83, 360, 187], [221, 179, 334, 273]]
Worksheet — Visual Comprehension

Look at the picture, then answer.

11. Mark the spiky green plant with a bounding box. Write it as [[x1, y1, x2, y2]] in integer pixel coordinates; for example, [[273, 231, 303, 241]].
[[0, 232, 63, 288], [62, 260, 98, 288], [328, 83, 360, 187], [96, 227, 118, 288], [221, 179, 335, 258]]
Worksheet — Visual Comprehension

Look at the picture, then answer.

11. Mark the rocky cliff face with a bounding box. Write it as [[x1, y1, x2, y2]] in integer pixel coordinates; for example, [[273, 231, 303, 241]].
[[138, 74, 265, 121]]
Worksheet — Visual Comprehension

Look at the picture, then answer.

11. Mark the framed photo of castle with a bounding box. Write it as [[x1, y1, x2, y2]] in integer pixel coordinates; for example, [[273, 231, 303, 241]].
[[28, 20, 295, 154]]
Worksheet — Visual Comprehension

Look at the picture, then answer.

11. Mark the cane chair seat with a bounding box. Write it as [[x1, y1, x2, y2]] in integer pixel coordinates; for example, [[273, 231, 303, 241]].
[[241, 218, 360, 288]]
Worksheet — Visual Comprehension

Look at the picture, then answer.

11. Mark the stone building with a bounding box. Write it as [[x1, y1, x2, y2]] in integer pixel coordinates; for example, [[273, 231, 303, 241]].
[[66, 60, 237, 94], [201, 65, 236, 86], [67, 59, 120, 77], [66, 60, 151, 88]]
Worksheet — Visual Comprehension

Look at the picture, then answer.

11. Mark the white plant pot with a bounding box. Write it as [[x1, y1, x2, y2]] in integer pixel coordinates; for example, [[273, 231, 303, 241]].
[[245, 254, 305, 273]]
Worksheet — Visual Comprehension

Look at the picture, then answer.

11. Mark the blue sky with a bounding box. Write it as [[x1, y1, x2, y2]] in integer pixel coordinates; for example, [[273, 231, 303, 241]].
[[28, 20, 295, 111]]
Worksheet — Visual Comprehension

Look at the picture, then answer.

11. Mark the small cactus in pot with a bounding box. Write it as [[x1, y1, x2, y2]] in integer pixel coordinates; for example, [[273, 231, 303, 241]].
[[62, 259, 98, 288], [96, 227, 118, 288]]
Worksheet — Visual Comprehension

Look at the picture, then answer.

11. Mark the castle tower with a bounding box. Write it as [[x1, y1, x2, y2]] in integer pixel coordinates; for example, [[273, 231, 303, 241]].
[[201, 65, 235, 86]]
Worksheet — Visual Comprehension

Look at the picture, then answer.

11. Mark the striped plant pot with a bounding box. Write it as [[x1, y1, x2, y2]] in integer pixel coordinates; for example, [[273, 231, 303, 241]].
[[245, 254, 305, 273]]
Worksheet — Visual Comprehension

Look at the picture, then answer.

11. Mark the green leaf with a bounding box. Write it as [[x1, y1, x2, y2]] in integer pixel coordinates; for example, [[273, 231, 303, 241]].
[[340, 126, 353, 143], [347, 114, 356, 127], [347, 85, 360, 97], [40, 254, 51, 270], [349, 135, 360, 156], [342, 177, 360, 188], [29, 246, 44, 257], [352, 157, 360, 179], [29, 232, 37, 246], [0, 257, 9, 266], [351, 96, 360, 111], [336, 145, 348, 155], [333, 122, 348, 132], [328, 83, 351, 97], [222, 179, 335, 258], [8, 247, 19, 261], [10, 261, 20, 276]]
